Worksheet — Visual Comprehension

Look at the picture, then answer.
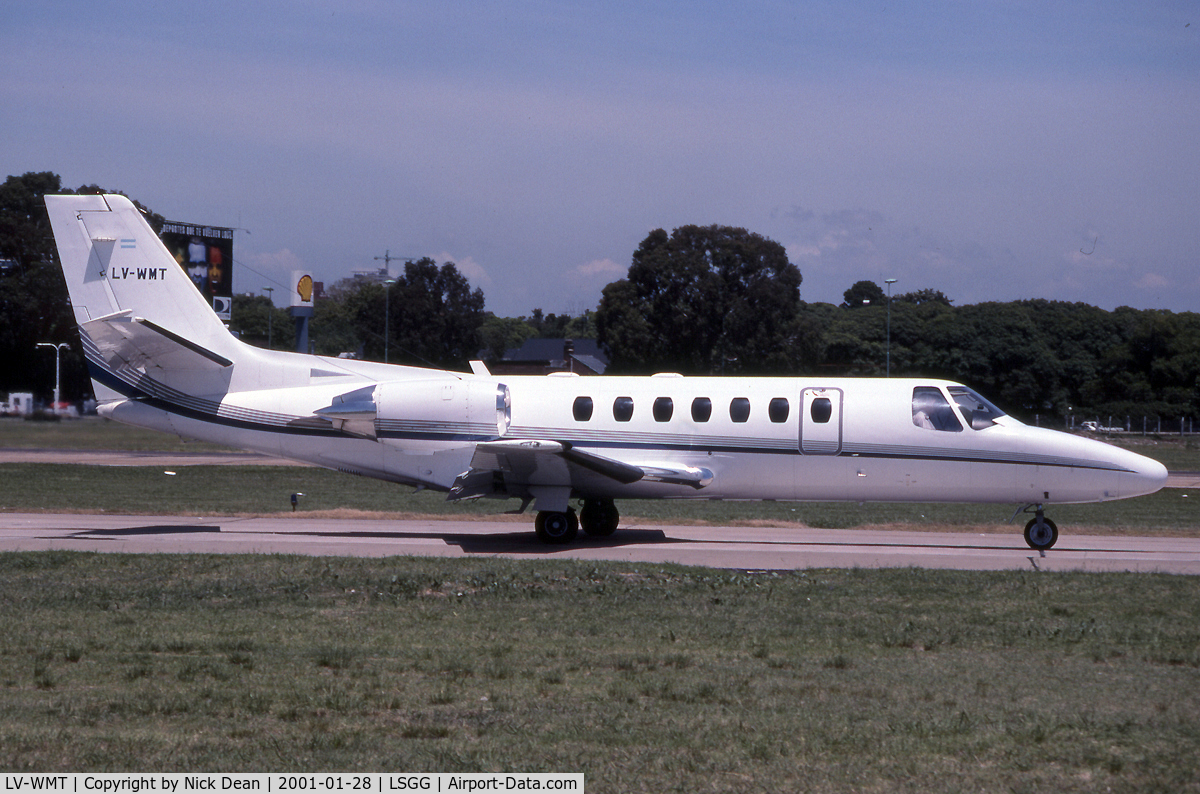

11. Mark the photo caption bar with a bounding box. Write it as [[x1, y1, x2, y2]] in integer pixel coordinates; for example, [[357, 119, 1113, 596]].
[[0, 775, 583, 794]]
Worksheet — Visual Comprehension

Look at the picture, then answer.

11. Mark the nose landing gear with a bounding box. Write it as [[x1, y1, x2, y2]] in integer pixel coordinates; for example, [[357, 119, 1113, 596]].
[[1022, 505, 1059, 550]]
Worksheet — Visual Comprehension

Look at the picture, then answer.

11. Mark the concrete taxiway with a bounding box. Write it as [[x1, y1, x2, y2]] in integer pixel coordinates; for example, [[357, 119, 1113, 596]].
[[1, 512, 1197, 573]]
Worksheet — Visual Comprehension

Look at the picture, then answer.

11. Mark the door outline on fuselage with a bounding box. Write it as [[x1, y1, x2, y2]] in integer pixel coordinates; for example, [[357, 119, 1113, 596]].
[[800, 387, 843, 455]]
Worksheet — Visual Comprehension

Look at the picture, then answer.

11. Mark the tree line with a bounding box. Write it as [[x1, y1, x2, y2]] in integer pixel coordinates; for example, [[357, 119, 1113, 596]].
[[2, 171, 1197, 424]]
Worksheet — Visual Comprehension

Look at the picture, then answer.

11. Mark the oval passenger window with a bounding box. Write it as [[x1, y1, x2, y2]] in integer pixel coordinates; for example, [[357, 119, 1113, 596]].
[[810, 398, 832, 423]]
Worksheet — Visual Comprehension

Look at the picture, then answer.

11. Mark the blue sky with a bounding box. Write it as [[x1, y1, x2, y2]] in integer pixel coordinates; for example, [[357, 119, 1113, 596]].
[[4, 1, 1198, 316]]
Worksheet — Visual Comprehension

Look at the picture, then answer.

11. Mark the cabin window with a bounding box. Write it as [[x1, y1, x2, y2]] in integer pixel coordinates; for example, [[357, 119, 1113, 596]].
[[613, 396, 634, 422], [691, 397, 712, 422], [572, 396, 593, 422], [912, 387, 963, 432], [810, 398, 832, 423], [653, 397, 674, 422], [948, 386, 1005, 430], [768, 397, 790, 423], [730, 397, 751, 423]]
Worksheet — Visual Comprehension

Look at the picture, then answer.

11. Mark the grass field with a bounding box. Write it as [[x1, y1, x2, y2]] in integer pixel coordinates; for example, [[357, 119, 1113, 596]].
[[1, 552, 1198, 791]]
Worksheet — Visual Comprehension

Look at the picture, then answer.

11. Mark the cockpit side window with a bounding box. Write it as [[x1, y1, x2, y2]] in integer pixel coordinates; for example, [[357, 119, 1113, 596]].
[[948, 386, 1005, 430], [912, 387, 963, 432]]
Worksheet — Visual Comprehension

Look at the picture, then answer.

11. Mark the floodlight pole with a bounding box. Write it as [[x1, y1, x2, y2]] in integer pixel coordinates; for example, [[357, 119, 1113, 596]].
[[262, 287, 275, 349], [382, 278, 396, 364], [374, 250, 418, 365], [885, 278, 897, 377], [36, 342, 69, 413]]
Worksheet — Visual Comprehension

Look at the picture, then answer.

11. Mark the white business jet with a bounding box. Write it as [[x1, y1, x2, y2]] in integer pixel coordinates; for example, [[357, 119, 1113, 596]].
[[45, 194, 1167, 549]]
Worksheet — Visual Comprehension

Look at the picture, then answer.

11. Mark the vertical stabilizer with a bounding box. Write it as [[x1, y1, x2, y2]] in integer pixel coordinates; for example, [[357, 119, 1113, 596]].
[[46, 194, 243, 400], [46, 195, 236, 354]]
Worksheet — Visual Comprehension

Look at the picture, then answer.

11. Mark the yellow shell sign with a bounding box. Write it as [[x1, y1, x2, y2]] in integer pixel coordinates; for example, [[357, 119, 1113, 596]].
[[296, 274, 314, 303]]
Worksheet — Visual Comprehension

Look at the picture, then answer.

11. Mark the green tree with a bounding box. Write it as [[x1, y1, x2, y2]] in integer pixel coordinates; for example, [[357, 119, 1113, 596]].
[[479, 315, 537, 362], [391, 258, 486, 369], [228, 294, 295, 351], [562, 310, 598, 340], [311, 288, 366, 358], [0, 171, 63, 271], [842, 280, 886, 309], [0, 173, 164, 403], [596, 224, 803, 374], [328, 258, 486, 369], [894, 288, 953, 306]]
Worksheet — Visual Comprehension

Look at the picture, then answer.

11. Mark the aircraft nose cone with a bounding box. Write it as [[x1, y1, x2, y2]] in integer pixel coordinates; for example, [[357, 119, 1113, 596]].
[[1123, 452, 1168, 498]]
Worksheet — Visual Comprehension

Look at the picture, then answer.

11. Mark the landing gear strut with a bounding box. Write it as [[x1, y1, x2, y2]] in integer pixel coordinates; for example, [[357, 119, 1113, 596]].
[[1023, 505, 1059, 551]]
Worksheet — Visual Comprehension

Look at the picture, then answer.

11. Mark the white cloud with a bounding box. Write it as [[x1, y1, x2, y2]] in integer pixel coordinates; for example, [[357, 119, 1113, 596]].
[[1134, 273, 1169, 290], [244, 248, 304, 272], [437, 253, 492, 288], [1063, 248, 1123, 270], [573, 258, 625, 279]]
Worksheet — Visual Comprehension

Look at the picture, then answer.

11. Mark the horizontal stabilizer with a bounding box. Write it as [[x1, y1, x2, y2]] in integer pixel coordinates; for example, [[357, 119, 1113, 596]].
[[314, 385, 378, 439], [81, 311, 233, 373]]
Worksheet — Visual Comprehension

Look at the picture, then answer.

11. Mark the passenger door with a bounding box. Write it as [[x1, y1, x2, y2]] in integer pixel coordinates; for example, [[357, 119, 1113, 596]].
[[800, 387, 843, 455]]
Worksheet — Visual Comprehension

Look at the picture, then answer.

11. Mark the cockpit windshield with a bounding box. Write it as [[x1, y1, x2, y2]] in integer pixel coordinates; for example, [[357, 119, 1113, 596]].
[[947, 386, 1005, 430], [912, 387, 963, 432]]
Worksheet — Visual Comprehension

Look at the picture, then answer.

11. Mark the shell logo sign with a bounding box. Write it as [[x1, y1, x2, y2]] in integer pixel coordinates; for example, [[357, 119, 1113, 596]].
[[291, 271, 315, 308], [297, 274, 314, 303]]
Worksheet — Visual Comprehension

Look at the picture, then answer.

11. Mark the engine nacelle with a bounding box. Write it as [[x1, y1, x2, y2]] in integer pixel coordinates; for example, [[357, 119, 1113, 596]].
[[373, 379, 510, 452]]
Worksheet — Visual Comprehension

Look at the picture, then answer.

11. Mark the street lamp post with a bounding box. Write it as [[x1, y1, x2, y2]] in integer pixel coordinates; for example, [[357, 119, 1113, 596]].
[[36, 342, 69, 414], [383, 278, 396, 364], [262, 287, 275, 349], [885, 278, 897, 377]]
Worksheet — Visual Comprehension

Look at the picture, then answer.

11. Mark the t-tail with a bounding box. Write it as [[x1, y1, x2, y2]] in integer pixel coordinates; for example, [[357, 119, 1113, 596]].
[[45, 194, 243, 405]]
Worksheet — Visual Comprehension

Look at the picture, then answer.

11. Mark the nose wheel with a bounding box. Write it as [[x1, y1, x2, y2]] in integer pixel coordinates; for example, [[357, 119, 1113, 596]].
[[1023, 507, 1058, 550]]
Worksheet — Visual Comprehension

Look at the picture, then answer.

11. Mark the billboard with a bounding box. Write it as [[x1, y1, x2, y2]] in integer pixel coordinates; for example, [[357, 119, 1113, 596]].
[[160, 221, 234, 320]]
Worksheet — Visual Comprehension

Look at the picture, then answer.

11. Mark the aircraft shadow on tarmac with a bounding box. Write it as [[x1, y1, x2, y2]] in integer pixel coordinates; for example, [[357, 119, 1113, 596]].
[[54, 523, 1116, 556], [282, 527, 683, 554], [68, 525, 222, 537], [64, 523, 678, 554]]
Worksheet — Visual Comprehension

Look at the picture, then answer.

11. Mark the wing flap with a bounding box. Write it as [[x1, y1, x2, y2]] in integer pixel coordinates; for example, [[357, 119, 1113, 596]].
[[447, 440, 713, 502]]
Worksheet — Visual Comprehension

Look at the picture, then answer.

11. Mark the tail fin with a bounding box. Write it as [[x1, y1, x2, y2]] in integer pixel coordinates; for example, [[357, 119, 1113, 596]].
[[45, 194, 241, 399]]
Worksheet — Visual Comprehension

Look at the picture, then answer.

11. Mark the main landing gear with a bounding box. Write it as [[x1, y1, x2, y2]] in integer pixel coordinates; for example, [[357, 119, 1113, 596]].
[[1021, 505, 1059, 551], [534, 499, 620, 544]]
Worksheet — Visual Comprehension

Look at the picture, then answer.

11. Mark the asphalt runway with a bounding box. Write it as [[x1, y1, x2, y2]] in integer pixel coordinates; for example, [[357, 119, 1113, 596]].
[[2, 512, 1197, 573]]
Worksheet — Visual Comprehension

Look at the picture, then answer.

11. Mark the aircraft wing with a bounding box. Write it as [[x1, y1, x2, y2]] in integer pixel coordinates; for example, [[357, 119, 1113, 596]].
[[82, 310, 232, 372], [447, 439, 712, 502]]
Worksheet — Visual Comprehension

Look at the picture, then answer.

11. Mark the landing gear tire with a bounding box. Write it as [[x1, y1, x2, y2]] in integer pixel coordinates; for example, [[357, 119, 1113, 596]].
[[579, 499, 620, 537], [535, 509, 578, 544], [1024, 515, 1059, 550]]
